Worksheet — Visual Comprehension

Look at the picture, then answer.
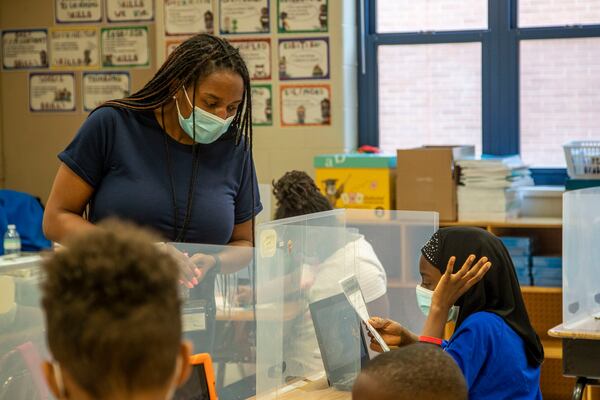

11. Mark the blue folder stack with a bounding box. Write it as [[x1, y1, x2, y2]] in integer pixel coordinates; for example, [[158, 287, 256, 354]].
[[500, 236, 532, 286], [531, 256, 562, 287]]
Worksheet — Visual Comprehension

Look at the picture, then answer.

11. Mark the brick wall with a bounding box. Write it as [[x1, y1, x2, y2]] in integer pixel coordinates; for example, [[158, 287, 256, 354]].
[[376, 1, 600, 166]]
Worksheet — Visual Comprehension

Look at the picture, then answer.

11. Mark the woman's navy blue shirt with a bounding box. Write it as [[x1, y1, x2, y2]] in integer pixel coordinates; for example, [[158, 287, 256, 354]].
[[59, 106, 262, 244]]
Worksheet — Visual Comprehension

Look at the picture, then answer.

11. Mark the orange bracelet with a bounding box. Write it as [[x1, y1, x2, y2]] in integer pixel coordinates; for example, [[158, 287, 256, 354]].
[[419, 335, 443, 346]]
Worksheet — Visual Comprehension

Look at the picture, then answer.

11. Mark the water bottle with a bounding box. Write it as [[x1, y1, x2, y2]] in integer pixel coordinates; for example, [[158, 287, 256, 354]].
[[3, 225, 21, 256]]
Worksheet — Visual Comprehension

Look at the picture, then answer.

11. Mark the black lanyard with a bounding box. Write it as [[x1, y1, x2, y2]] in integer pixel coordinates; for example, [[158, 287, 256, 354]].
[[161, 106, 201, 242]]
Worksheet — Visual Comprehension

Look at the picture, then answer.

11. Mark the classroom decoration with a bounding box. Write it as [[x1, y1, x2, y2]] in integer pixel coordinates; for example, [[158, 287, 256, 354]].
[[55, 0, 103, 23], [278, 37, 329, 80], [101, 26, 149, 67], [106, 0, 154, 22], [83, 71, 130, 111], [277, 0, 328, 33], [29, 72, 76, 112], [230, 38, 271, 80], [251, 84, 273, 126], [164, 0, 214, 35], [2, 30, 49, 70], [280, 84, 330, 126], [50, 27, 99, 69], [219, 0, 270, 34]]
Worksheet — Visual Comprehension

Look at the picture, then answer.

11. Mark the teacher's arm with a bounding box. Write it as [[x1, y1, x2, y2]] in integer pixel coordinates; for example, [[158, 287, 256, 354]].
[[189, 219, 255, 277], [43, 163, 97, 244]]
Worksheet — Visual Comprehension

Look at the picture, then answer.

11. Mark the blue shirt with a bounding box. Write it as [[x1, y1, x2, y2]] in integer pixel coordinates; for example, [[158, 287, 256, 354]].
[[442, 311, 542, 400], [59, 106, 262, 244]]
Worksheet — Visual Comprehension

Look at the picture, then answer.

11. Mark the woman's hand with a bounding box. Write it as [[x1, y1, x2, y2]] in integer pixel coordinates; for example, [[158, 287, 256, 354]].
[[189, 253, 217, 282], [158, 244, 203, 288], [368, 317, 418, 352], [432, 255, 491, 311]]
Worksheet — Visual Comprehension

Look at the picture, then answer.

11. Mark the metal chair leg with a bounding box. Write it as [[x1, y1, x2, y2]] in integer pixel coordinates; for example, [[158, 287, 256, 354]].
[[572, 377, 587, 400]]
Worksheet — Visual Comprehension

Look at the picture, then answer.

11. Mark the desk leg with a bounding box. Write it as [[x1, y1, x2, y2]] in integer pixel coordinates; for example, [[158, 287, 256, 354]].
[[572, 377, 587, 400]]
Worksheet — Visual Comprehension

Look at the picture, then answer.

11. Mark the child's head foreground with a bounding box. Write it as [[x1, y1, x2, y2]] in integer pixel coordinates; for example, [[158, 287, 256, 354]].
[[352, 343, 467, 400], [41, 220, 191, 400]]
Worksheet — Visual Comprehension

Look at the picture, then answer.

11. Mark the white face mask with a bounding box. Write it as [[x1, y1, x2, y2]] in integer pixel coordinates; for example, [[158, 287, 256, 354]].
[[52, 356, 183, 400], [415, 285, 460, 323], [174, 85, 234, 144]]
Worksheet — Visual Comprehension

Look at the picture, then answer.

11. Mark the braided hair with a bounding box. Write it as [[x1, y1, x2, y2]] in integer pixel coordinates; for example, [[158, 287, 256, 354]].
[[273, 171, 333, 220], [101, 33, 253, 148]]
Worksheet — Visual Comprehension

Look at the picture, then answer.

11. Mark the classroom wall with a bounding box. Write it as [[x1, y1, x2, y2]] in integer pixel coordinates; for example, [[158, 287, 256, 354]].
[[0, 0, 357, 203]]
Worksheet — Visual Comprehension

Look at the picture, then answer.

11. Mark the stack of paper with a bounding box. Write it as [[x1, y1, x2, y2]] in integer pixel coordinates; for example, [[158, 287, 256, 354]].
[[456, 155, 533, 221]]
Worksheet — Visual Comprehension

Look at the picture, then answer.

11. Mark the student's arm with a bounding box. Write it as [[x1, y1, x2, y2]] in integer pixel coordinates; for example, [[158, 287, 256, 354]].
[[43, 164, 97, 243], [442, 322, 488, 388]]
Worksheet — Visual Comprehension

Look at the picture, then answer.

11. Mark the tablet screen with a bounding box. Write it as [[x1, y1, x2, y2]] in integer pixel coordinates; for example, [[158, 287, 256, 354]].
[[173, 363, 210, 400]]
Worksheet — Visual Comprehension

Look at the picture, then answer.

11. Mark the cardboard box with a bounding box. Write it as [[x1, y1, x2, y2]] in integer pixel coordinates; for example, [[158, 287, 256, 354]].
[[396, 146, 475, 221], [314, 154, 396, 210]]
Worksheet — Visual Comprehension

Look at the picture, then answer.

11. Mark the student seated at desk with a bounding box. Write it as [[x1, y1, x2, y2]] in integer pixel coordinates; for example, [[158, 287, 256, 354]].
[[40, 220, 192, 400], [352, 343, 467, 400], [272, 171, 388, 373], [370, 227, 544, 400], [273, 171, 388, 316]]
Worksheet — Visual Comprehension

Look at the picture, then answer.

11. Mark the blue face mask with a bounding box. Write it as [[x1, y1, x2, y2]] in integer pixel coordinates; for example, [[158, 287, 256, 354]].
[[175, 85, 234, 144], [416, 284, 460, 323]]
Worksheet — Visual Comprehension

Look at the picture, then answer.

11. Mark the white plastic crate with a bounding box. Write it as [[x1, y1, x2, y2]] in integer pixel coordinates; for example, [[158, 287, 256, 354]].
[[563, 141, 600, 179]]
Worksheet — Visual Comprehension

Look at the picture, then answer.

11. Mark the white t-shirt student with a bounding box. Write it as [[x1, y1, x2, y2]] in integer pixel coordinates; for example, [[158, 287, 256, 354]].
[[288, 234, 388, 374]]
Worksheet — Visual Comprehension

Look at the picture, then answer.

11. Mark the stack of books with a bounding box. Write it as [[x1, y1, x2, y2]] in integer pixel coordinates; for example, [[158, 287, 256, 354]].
[[500, 236, 533, 286], [531, 256, 562, 287], [457, 155, 533, 221]]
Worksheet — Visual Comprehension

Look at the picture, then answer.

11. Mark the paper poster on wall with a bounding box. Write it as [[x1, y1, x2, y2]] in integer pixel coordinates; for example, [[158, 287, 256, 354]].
[[2, 30, 49, 70], [101, 26, 149, 67], [50, 27, 99, 69], [83, 71, 130, 111], [219, 0, 270, 34], [55, 0, 103, 23], [230, 38, 271, 80], [280, 84, 330, 126], [278, 37, 329, 80], [165, 37, 190, 58], [106, 0, 154, 22], [278, 0, 328, 33], [29, 72, 76, 112], [252, 84, 272, 126], [165, 0, 214, 35]]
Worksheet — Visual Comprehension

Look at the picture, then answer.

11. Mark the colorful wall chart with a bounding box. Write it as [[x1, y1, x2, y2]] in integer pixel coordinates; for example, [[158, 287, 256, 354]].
[[280, 84, 330, 126], [29, 72, 76, 112]]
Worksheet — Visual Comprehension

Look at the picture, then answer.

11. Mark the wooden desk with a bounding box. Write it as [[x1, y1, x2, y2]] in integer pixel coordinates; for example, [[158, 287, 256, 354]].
[[249, 377, 350, 400], [549, 321, 600, 400]]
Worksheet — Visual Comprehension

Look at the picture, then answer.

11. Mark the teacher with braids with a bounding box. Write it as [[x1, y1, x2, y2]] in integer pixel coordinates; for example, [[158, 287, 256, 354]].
[[43, 34, 262, 331]]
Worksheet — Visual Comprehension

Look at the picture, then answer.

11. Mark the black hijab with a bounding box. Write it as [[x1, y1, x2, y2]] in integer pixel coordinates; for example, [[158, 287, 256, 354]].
[[421, 227, 544, 367]]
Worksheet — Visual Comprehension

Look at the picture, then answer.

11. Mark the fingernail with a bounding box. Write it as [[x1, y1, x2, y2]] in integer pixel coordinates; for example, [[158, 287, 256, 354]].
[[183, 252, 189, 257], [192, 277, 199, 286], [195, 268, 202, 277], [186, 282, 194, 289], [179, 279, 184, 285]]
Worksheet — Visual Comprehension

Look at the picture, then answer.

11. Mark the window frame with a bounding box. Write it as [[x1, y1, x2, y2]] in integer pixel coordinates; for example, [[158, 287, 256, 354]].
[[358, 0, 600, 173]]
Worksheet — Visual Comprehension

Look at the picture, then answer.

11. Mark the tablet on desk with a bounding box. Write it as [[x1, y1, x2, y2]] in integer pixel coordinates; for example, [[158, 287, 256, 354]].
[[173, 353, 218, 400], [309, 293, 371, 391]]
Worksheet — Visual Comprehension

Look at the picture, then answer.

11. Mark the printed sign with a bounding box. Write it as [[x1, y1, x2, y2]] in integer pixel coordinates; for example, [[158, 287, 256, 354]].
[[83, 71, 130, 111], [230, 38, 271, 80], [219, 0, 270, 34], [278, 0, 328, 33], [252, 85, 272, 126], [280, 84, 330, 126], [55, 0, 103, 23], [29, 73, 76, 112], [278, 37, 329, 80], [106, 0, 154, 22], [50, 27, 99, 69], [165, 0, 214, 35], [101, 26, 149, 67], [2, 30, 49, 70]]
